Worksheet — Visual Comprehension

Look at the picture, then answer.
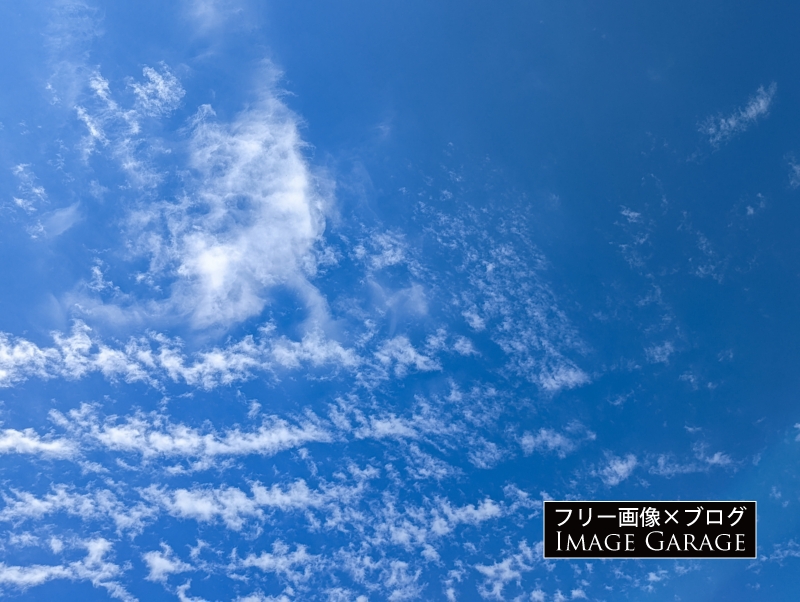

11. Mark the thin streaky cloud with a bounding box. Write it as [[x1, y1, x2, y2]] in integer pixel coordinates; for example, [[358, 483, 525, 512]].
[[700, 82, 777, 146]]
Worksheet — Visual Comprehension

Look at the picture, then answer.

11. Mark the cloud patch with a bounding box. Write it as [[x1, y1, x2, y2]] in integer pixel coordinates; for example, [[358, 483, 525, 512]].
[[700, 83, 776, 147], [129, 76, 329, 329]]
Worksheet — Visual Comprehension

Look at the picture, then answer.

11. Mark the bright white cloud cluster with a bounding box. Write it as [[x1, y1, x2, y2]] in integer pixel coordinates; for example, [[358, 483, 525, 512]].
[[142, 544, 192, 583], [129, 82, 329, 328], [238, 541, 319, 584], [0, 428, 76, 458], [67, 60, 332, 331]]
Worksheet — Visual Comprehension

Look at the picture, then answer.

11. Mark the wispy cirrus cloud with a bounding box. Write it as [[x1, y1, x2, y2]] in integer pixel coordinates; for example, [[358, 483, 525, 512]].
[[123, 66, 331, 330], [130, 65, 185, 117], [520, 424, 596, 459], [55, 58, 334, 334], [700, 83, 777, 147], [788, 155, 800, 189]]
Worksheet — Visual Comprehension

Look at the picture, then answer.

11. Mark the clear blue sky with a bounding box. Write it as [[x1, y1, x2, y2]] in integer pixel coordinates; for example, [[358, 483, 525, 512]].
[[1, 1, 799, 600]]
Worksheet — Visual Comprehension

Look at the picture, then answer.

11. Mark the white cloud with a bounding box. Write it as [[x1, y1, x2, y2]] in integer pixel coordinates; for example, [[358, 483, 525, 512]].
[[143, 544, 192, 582], [374, 336, 440, 378], [355, 414, 419, 440], [536, 364, 590, 392], [131, 65, 185, 117], [467, 438, 504, 469], [474, 541, 539, 600], [462, 309, 486, 331], [421, 212, 590, 393], [382, 560, 422, 601], [0, 562, 72, 588], [648, 454, 701, 477], [620, 206, 641, 223], [10, 164, 47, 215], [693, 443, 733, 467], [404, 444, 459, 481], [354, 231, 417, 274], [238, 541, 318, 583], [789, 157, 800, 189], [69, 62, 334, 334], [186, 0, 247, 33], [271, 329, 360, 370], [700, 83, 777, 146], [129, 70, 329, 329], [235, 594, 292, 602], [762, 540, 800, 563], [521, 429, 575, 458], [177, 580, 209, 602], [8, 532, 39, 547], [0, 331, 60, 387], [141, 478, 359, 530], [0, 427, 76, 458], [142, 484, 263, 530], [75, 71, 157, 186], [432, 498, 502, 535], [645, 341, 674, 364], [598, 454, 638, 487], [42, 202, 82, 237], [453, 336, 478, 356]]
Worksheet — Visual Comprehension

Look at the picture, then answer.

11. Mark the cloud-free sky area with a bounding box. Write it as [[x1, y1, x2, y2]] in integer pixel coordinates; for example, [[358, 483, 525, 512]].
[[1, 1, 799, 600]]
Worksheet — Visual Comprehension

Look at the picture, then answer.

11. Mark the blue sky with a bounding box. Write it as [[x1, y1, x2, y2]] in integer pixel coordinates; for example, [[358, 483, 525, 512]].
[[1, 1, 800, 600]]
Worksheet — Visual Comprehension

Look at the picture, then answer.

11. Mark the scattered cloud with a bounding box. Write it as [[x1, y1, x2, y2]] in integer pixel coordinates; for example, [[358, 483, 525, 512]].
[[474, 541, 540, 600], [237, 541, 318, 584], [143, 544, 192, 582], [0, 320, 362, 389], [374, 336, 440, 378], [598, 454, 638, 486], [51, 402, 330, 466], [0, 427, 75, 459], [0, 539, 133, 601], [645, 341, 674, 364], [521, 426, 595, 459], [130, 65, 185, 117], [700, 83, 776, 146]]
